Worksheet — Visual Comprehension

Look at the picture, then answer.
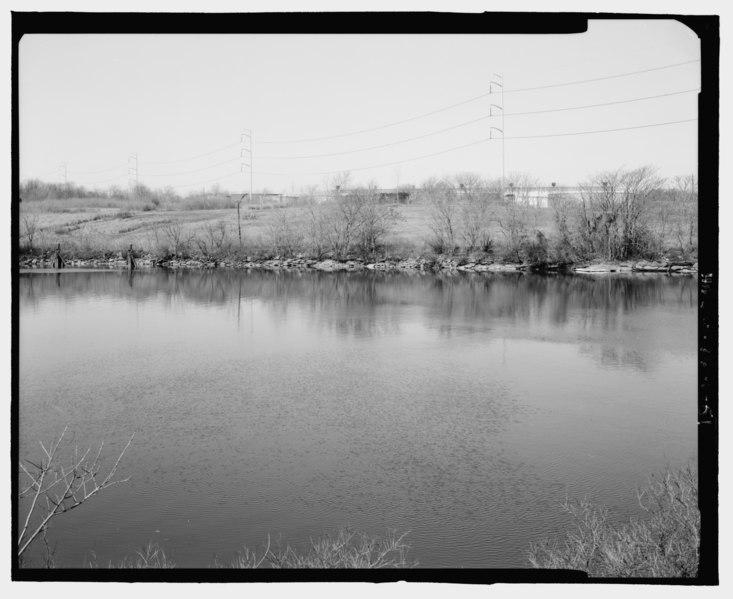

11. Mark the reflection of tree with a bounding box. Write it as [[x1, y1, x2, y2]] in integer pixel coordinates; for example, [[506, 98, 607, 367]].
[[19, 270, 696, 347], [20, 274, 39, 311], [579, 343, 649, 372]]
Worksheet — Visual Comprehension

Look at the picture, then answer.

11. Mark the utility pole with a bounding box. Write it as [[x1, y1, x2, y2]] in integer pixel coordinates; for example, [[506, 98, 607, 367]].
[[490, 74, 505, 198], [240, 131, 254, 249], [241, 130, 254, 209], [128, 152, 138, 199]]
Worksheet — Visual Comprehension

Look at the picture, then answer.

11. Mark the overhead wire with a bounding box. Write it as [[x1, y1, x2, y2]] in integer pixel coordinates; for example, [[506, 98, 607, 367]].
[[84, 173, 129, 186], [258, 113, 495, 159], [36, 59, 700, 187], [257, 88, 700, 160], [144, 157, 241, 177], [253, 118, 697, 177], [171, 171, 242, 190], [500, 59, 700, 95], [57, 117, 699, 188], [256, 59, 700, 144], [141, 142, 241, 166], [68, 163, 129, 175], [256, 92, 493, 144], [504, 88, 699, 117]]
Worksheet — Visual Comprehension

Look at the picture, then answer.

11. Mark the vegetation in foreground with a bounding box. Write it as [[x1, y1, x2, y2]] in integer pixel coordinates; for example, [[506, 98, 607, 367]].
[[87, 528, 414, 569], [18, 426, 133, 567], [528, 465, 699, 578], [19, 167, 698, 267], [19, 431, 698, 575]]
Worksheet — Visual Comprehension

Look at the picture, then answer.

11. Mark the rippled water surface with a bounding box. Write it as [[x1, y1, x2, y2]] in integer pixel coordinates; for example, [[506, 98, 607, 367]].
[[18, 269, 697, 568]]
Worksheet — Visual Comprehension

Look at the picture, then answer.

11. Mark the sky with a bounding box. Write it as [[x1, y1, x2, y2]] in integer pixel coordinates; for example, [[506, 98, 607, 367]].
[[18, 19, 701, 195]]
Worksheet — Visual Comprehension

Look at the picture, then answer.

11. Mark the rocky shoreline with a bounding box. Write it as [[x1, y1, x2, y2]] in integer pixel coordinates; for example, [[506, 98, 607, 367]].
[[19, 253, 698, 275]]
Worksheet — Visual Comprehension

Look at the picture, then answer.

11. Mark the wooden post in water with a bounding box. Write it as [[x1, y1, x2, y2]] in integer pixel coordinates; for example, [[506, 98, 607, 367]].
[[52, 243, 66, 269], [127, 244, 136, 270]]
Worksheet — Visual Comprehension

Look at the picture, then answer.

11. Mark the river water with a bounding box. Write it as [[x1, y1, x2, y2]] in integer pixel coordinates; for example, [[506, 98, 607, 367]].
[[18, 269, 697, 568]]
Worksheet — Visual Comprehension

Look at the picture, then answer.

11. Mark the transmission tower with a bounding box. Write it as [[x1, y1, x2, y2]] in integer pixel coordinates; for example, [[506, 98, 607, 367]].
[[490, 73, 505, 195]]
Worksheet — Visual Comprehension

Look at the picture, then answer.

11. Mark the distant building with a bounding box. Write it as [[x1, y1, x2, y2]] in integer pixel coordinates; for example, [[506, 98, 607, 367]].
[[503, 185, 597, 208], [312, 187, 413, 204]]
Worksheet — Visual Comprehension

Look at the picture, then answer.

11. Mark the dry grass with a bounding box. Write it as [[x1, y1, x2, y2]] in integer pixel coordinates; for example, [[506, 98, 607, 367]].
[[92, 528, 413, 569], [20, 202, 548, 259], [87, 542, 176, 569], [528, 465, 699, 578], [216, 528, 415, 569], [19, 191, 694, 263]]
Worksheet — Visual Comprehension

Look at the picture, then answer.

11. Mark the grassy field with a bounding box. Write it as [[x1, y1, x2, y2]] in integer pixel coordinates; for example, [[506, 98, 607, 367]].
[[18, 191, 694, 264], [18, 197, 557, 258]]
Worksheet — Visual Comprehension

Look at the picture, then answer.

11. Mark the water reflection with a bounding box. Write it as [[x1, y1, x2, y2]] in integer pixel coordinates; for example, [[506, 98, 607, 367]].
[[18, 268, 697, 568], [20, 269, 696, 371], [580, 343, 649, 372], [21, 269, 696, 316]]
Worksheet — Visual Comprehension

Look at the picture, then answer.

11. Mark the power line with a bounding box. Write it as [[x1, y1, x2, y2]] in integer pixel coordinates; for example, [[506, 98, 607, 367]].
[[44, 86, 699, 184], [80, 117, 698, 187], [254, 117, 697, 177], [258, 113, 495, 159], [31, 115, 697, 189], [69, 163, 129, 175], [144, 157, 240, 177], [256, 92, 492, 144], [171, 171, 242, 190], [505, 88, 699, 117], [141, 142, 240, 166], [498, 59, 700, 95], [255, 138, 493, 176], [256, 88, 699, 160], [504, 118, 696, 140], [256, 60, 700, 144], [85, 173, 128, 186]]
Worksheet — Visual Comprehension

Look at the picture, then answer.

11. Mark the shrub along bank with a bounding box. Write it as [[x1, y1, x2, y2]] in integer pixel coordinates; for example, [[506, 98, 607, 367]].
[[19, 168, 698, 270]]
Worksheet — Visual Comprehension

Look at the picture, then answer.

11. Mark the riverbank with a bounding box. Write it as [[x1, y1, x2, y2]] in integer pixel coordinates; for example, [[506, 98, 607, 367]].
[[19, 251, 699, 275]]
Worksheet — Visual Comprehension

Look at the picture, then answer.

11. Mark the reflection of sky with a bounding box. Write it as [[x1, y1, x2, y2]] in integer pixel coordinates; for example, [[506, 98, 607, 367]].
[[18, 271, 697, 568]]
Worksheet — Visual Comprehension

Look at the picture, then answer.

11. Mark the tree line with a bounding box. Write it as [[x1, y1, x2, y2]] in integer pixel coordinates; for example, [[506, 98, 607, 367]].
[[19, 167, 698, 264]]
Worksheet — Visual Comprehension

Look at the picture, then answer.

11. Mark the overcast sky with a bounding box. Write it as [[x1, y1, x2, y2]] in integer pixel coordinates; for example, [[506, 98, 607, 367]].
[[19, 19, 700, 194]]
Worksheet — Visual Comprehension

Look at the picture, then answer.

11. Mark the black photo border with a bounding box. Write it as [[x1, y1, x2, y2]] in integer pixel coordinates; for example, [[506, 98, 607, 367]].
[[9, 10, 719, 585]]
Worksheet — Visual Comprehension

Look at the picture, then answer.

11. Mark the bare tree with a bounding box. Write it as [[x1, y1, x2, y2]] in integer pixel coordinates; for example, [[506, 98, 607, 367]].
[[267, 207, 304, 257], [21, 213, 40, 251], [322, 192, 365, 259], [497, 200, 531, 262], [577, 167, 664, 260], [302, 186, 329, 258], [423, 177, 459, 253], [496, 174, 541, 262], [196, 221, 231, 257], [672, 175, 698, 256], [356, 185, 401, 259], [162, 222, 191, 257], [313, 173, 363, 259], [549, 194, 577, 261], [18, 427, 134, 563], [456, 174, 496, 252], [329, 171, 353, 193]]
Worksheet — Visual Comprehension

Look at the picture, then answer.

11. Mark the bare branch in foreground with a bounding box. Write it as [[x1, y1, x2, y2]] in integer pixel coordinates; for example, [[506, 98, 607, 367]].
[[18, 427, 134, 560]]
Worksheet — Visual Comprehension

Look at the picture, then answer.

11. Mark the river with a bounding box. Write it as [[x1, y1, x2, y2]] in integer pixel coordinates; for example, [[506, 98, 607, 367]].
[[18, 269, 697, 568]]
